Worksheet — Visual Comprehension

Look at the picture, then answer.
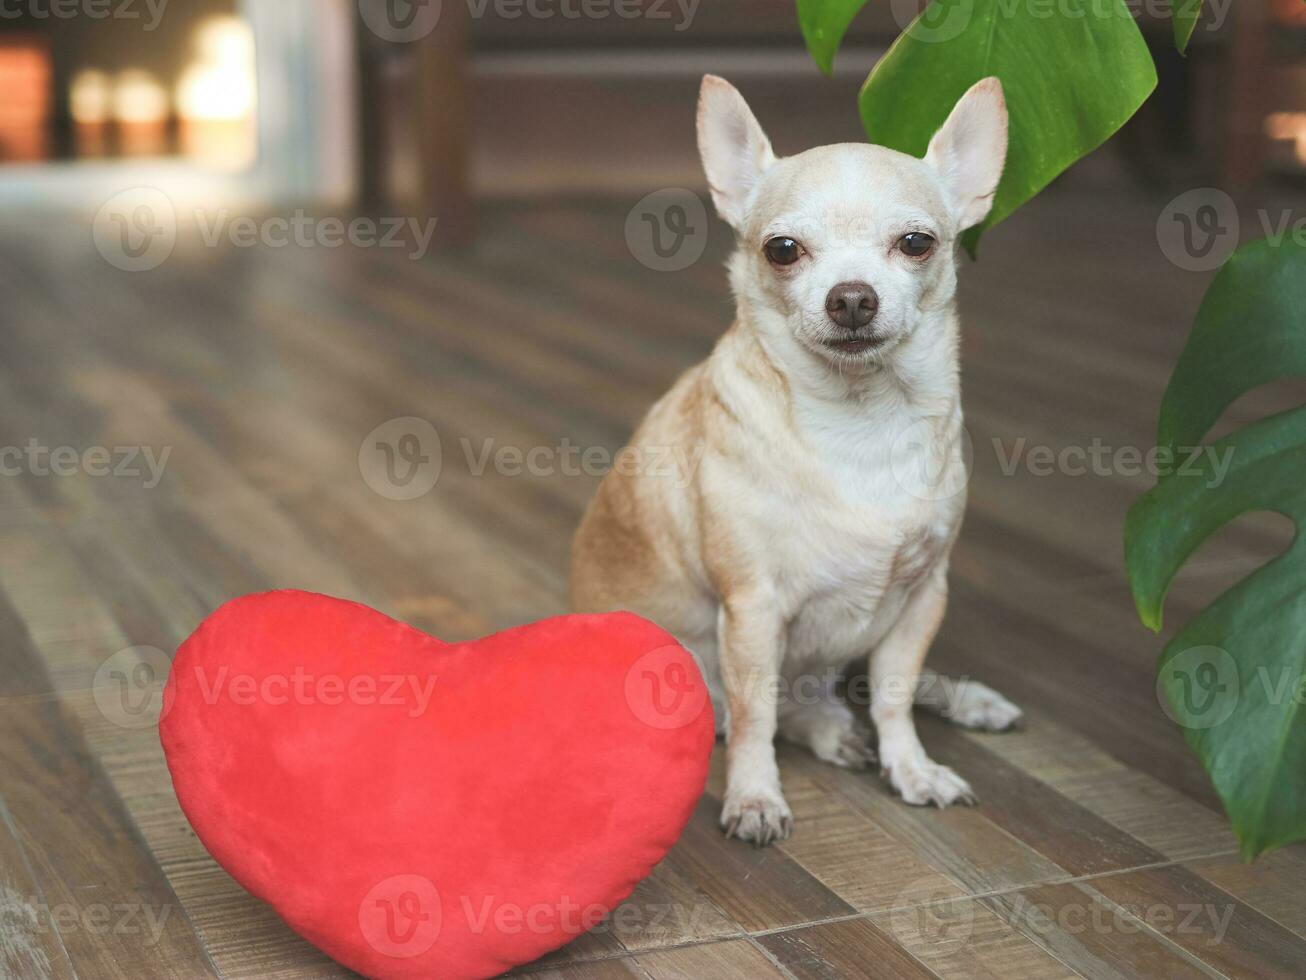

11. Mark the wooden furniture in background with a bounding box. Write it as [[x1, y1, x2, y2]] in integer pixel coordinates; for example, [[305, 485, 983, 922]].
[[357, 0, 473, 244], [1226, 0, 1271, 186], [0, 36, 51, 162], [466, 0, 892, 196]]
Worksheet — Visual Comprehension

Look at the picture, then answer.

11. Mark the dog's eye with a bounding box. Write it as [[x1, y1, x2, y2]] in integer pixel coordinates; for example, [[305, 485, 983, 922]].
[[764, 237, 802, 266], [899, 232, 935, 258]]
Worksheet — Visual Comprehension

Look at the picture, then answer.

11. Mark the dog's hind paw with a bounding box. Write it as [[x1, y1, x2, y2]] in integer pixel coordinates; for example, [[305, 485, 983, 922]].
[[819, 729, 877, 770], [883, 755, 976, 808], [943, 680, 1024, 732]]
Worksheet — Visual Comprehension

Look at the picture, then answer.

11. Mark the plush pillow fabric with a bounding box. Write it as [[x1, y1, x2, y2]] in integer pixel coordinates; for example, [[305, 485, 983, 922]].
[[160, 590, 714, 979]]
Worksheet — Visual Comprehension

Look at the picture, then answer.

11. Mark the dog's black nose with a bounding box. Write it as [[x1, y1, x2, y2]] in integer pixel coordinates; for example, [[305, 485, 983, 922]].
[[825, 282, 879, 331]]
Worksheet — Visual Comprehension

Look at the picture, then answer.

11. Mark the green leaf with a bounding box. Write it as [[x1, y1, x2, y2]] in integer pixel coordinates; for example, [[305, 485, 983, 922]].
[[1173, 0, 1202, 53], [797, 0, 873, 75], [858, 0, 1157, 252], [1125, 239, 1306, 859]]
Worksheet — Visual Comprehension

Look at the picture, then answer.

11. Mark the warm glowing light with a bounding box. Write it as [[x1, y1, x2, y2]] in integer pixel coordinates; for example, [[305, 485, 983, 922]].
[[176, 17, 256, 122], [0, 39, 51, 162], [70, 70, 112, 124], [196, 16, 256, 68], [1265, 112, 1306, 166], [176, 66, 256, 122], [176, 16, 258, 170], [112, 69, 169, 124]]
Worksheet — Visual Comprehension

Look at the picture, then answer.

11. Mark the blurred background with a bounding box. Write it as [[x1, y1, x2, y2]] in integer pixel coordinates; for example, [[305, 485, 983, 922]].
[[0, 0, 1302, 219]]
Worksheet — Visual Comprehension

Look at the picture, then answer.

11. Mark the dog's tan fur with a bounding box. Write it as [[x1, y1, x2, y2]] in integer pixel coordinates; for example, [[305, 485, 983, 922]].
[[572, 76, 1023, 845]]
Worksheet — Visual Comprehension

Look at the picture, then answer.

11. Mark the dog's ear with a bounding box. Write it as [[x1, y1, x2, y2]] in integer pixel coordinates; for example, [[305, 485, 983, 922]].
[[697, 75, 776, 230], [925, 77, 1008, 232]]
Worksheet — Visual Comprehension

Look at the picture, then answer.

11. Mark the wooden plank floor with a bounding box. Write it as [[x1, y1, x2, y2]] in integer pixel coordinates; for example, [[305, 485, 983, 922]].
[[1, 189, 1304, 978]]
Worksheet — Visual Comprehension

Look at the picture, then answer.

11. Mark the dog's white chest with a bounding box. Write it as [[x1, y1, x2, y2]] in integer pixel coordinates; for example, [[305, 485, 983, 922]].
[[783, 507, 953, 666], [773, 409, 964, 667]]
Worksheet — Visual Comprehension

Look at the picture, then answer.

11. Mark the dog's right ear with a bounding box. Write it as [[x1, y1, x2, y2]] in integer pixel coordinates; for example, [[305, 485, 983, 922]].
[[697, 76, 775, 230]]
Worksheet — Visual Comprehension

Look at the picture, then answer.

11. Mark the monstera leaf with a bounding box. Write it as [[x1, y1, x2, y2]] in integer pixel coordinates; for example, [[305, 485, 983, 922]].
[[1126, 239, 1306, 859], [796, 0, 1204, 67], [1173, 0, 1202, 53], [797, 0, 874, 74], [796, 0, 1156, 252], [861, 0, 1156, 252]]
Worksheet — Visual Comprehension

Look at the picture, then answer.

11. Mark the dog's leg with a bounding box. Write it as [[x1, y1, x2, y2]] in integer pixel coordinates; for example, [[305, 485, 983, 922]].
[[778, 673, 876, 770], [914, 669, 1023, 731], [674, 632, 730, 737], [870, 573, 976, 807], [717, 592, 792, 846]]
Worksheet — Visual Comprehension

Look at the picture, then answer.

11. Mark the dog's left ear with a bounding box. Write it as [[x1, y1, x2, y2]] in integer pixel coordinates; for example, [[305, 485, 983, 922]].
[[925, 77, 1008, 232]]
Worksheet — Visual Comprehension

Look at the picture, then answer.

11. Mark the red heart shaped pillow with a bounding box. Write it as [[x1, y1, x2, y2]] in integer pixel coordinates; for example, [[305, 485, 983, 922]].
[[160, 591, 713, 979]]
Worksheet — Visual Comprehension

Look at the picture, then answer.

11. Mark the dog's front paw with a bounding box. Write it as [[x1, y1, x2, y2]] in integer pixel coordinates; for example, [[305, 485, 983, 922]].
[[882, 753, 976, 808], [720, 790, 793, 847]]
